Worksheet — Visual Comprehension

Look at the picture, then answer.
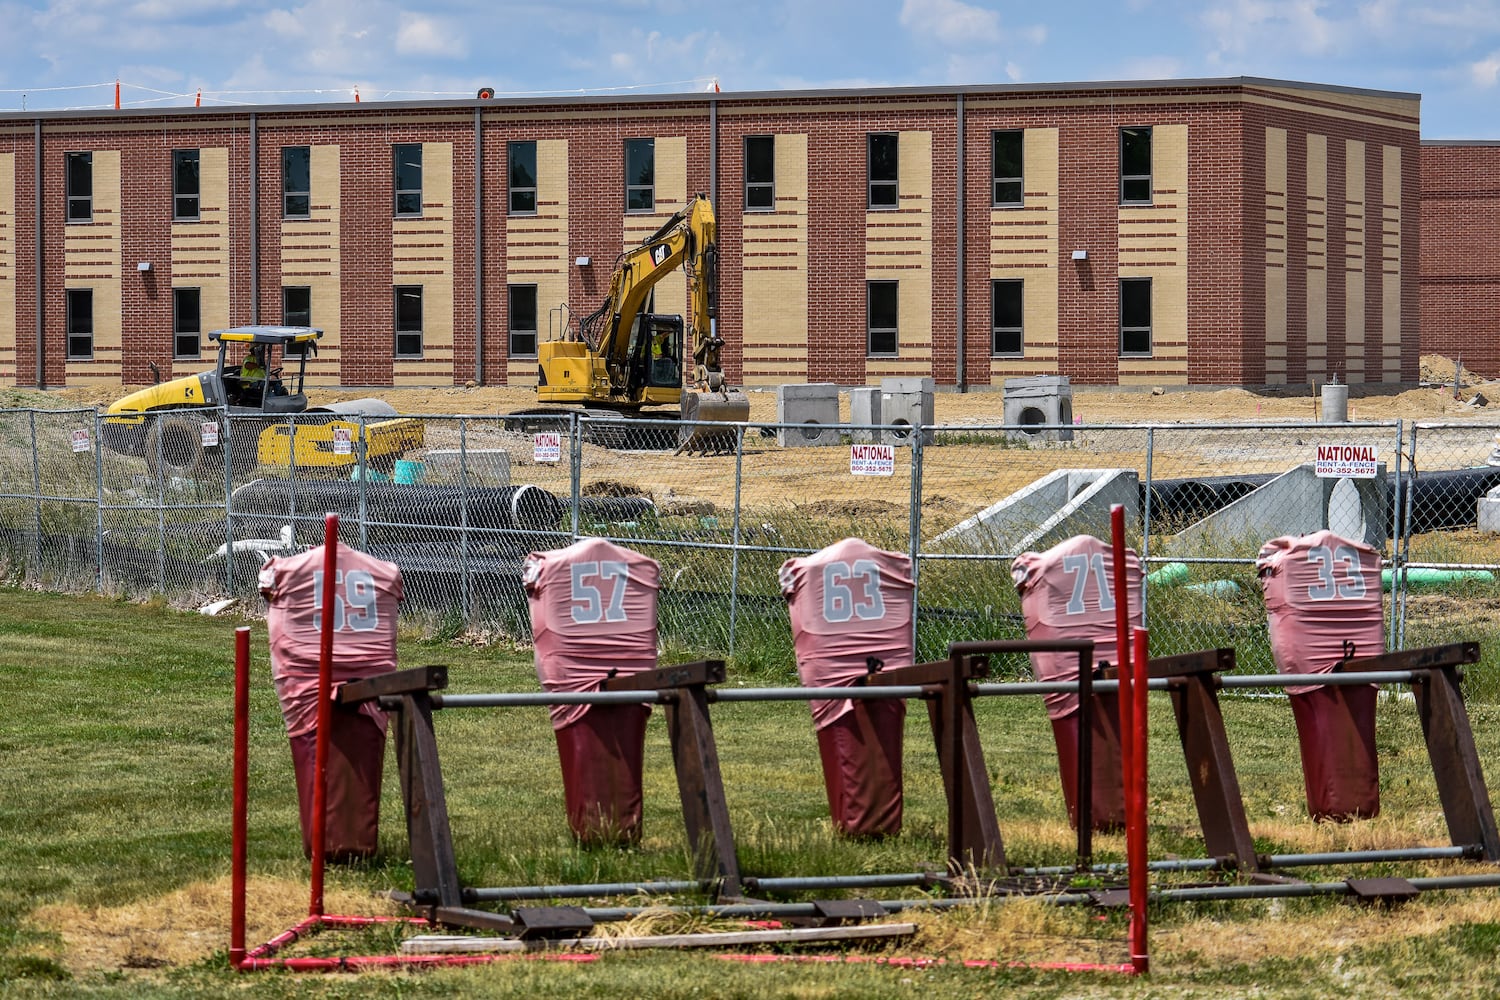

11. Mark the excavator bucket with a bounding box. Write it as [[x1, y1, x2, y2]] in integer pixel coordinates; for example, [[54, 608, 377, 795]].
[[677, 391, 750, 456]]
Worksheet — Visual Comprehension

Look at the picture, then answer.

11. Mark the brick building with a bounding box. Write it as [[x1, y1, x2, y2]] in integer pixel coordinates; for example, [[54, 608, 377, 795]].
[[0, 76, 1425, 391], [1421, 141, 1500, 377]]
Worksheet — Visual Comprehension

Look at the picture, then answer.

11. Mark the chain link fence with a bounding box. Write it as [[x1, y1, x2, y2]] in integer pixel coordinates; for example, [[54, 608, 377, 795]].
[[4, 406, 1498, 700]]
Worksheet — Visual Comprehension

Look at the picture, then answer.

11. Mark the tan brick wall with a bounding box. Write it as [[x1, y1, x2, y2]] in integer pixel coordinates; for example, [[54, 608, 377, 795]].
[[282, 144, 341, 384], [506, 138, 568, 385], [1306, 133, 1329, 379], [1345, 139, 1366, 383], [742, 133, 808, 383], [1264, 127, 1288, 384], [64, 149, 122, 384], [866, 130, 932, 378], [171, 147, 230, 368], [623, 135, 687, 330], [0, 153, 13, 384], [393, 142, 454, 386], [1118, 124, 1187, 385], [988, 128, 1058, 381], [1382, 143, 1402, 382]]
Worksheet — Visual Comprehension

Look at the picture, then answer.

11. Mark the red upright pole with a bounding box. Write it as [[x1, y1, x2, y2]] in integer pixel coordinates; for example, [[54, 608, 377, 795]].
[[1129, 626, 1150, 974], [230, 626, 250, 968], [309, 513, 339, 917], [1110, 504, 1134, 814]]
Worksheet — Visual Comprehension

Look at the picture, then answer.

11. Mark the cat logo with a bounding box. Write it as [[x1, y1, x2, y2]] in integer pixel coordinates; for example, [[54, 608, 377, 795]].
[[650, 244, 670, 268]]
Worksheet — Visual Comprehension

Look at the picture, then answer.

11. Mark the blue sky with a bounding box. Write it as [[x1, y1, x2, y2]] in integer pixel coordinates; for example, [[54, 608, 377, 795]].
[[0, 0, 1496, 138]]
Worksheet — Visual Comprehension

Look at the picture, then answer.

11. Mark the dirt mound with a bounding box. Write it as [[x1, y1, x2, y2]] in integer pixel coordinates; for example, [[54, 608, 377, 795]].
[[583, 479, 647, 497], [802, 498, 906, 519], [1419, 354, 1479, 387]]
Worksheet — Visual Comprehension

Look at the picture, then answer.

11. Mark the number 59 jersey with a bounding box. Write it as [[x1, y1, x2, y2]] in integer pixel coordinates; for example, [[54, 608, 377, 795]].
[[779, 538, 915, 730], [260, 542, 404, 738], [1257, 530, 1383, 694], [524, 538, 660, 730], [1012, 535, 1143, 720]]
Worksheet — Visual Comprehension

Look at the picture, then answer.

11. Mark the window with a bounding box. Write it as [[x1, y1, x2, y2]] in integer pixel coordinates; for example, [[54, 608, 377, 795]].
[[66, 289, 93, 359], [66, 152, 92, 222], [509, 285, 538, 357], [282, 286, 311, 328], [992, 130, 1023, 207], [867, 281, 898, 356], [1120, 127, 1152, 205], [1120, 278, 1152, 356], [173, 149, 200, 221], [173, 288, 201, 358], [992, 280, 1023, 356], [745, 135, 775, 211], [509, 141, 537, 215], [625, 138, 654, 212], [868, 133, 898, 209], [393, 143, 422, 216], [282, 146, 310, 218], [394, 285, 423, 358]]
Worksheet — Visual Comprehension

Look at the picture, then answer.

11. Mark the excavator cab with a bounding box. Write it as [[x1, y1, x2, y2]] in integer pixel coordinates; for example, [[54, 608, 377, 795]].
[[630, 314, 685, 390]]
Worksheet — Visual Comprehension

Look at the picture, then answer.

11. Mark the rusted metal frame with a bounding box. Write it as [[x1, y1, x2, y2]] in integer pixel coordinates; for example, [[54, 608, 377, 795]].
[[1148, 648, 1259, 872], [1391, 652, 1500, 861], [1341, 641, 1477, 674], [871, 650, 1006, 873], [1075, 643, 1096, 869], [604, 660, 742, 898]]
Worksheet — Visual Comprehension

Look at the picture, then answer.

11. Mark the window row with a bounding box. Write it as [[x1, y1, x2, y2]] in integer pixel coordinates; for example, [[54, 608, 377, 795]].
[[60, 127, 1156, 224], [866, 277, 1155, 359], [61, 278, 1154, 361]]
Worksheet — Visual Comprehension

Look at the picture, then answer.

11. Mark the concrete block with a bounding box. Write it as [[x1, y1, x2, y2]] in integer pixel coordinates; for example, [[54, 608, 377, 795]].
[[421, 448, 512, 486], [880, 376, 935, 445], [1003, 375, 1074, 442], [1478, 486, 1500, 533], [776, 383, 841, 447], [933, 468, 1139, 555], [848, 387, 882, 444], [1172, 463, 1388, 549]]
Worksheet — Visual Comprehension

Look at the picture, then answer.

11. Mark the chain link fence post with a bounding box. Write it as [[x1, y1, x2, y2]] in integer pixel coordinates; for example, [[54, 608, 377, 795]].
[[459, 416, 472, 625], [93, 410, 105, 594], [729, 423, 745, 657], [1388, 419, 1405, 652], [569, 412, 582, 541], [908, 421, 924, 656], [1398, 422, 1420, 650], [356, 414, 371, 550], [29, 410, 43, 583], [1142, 424, 1155, 629]]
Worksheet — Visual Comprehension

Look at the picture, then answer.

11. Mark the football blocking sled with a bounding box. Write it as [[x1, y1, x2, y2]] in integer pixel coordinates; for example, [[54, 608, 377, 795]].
[[525, 537, 660, 845], [781, 538, 916, 838], [260, 541, 404, 860], [1013, 534, 1143, 832], [1258, 530, 1382, 822]]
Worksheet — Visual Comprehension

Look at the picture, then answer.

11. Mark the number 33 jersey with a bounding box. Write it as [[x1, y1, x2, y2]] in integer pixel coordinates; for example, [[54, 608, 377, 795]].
[[1012, 534, 1143, 720], [1257, 530, 1383, 695], [779, 538, 915, 730], [524, 538, 660, 729], [260, 543, 404, 738]]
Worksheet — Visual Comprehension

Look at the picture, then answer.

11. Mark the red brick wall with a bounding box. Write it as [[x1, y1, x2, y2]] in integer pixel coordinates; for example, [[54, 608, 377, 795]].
[[1421, 143, 1500, 377]]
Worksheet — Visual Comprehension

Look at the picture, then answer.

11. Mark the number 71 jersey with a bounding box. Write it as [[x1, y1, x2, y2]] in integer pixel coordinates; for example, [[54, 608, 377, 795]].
[[1012, 534, 1142, 721], [1257, 530, 1383, 694], [779, 538, 915, 730], [524, 537, 660, 730]]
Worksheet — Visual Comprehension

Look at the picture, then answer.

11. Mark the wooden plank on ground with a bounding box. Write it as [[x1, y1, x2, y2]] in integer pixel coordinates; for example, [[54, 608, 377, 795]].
[[400, 921, 918, 954]]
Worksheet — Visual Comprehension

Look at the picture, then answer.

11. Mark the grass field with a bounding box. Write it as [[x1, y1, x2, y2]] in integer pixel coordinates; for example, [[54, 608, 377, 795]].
[[2, 588, 1500, 999]]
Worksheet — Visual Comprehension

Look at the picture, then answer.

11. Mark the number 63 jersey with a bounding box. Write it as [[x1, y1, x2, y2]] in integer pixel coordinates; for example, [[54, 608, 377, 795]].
[[259, 542, 404, 738], [1257, 530, 1383, 695], [779, 538, 915, 730], [524, 538, 660, 730]]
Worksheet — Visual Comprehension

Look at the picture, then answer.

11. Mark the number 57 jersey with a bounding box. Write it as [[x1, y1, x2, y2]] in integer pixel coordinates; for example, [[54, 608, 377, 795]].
[[524, 538, 660, 730], [1257, 530, 1383, 695], [779, 537, 915, 730]]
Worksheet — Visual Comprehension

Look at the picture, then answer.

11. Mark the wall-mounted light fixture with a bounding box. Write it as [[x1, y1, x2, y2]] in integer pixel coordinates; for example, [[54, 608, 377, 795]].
[[1070, 250, 1088, 261], [137, 261, 153, 272], [575, 256, 592, 267]]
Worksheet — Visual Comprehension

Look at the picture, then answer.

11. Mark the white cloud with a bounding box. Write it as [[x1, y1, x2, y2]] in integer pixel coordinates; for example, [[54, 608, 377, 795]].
[[899, 0, 1003, 48], [1119, 56, 1186, 80], [1471, 52, 1500, 88], [396, 13, 467, 58]]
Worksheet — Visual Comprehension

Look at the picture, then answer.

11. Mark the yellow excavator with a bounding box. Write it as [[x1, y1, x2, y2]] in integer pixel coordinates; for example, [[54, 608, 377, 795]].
[[533, 193, 750, 453]]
